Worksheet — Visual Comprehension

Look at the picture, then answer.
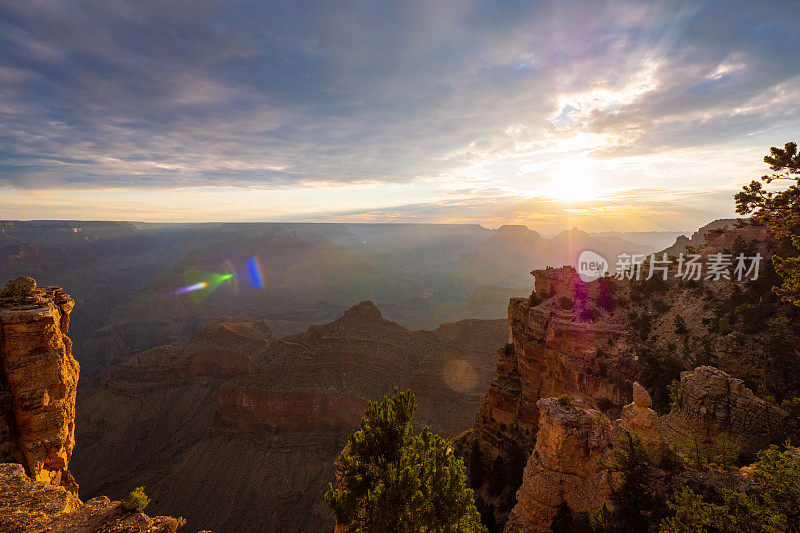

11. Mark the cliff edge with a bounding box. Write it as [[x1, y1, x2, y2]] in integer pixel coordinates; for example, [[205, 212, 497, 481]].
[[0, 277, 79, 493]]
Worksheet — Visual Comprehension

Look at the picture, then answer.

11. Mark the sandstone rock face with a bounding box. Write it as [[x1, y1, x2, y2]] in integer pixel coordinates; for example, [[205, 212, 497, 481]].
[[459, 270, 629, 527], [0, 283, 79, 493], [0, 463, 188, 532], [505, 398, 613, 533], [661, 366, 794, 455]]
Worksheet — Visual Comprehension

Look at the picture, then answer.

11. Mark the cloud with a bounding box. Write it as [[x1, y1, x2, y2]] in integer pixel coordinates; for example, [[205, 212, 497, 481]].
[[0, 0, 797, 213]]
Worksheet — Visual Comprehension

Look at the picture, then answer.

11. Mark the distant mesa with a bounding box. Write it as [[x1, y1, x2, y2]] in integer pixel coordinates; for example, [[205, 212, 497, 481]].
[[342, 300, 383, 320]]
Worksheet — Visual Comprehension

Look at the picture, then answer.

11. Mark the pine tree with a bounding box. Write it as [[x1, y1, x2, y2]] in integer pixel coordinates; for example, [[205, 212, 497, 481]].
[[325, 389, 486, 532], [735, 141, 800, 307]]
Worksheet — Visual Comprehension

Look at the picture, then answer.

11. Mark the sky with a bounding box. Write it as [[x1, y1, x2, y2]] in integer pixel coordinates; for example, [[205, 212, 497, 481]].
[[1, 0, 799, 232]]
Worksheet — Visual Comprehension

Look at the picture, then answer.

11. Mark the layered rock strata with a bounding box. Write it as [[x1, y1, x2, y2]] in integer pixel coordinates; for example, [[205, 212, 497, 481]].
[[0, 278, 79, 493], [503, 369, 789, 532], [661, 365, 793, 455], [459, 268, 629, 527]]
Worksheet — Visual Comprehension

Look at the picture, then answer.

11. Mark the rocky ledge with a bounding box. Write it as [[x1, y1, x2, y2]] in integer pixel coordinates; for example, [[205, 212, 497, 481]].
[[0, 463, 195, 532]]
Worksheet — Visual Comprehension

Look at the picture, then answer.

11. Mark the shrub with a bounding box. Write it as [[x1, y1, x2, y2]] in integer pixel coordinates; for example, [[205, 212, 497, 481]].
[[603, 433, 665, 531], [121, 486, 150, 512], [661, 444, 800, 532], [558, 394, 573, 406], [165, 517, 186, 532]]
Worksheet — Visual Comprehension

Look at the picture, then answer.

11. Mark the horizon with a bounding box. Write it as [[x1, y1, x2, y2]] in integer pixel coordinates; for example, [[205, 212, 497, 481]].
[[2, 1, 799, 232], [0, 217, 697, 237]]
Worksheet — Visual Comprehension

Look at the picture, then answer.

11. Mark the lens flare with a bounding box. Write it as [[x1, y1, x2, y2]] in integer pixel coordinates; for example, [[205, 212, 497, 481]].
[[170, 281, 208, 295], [246, 256, 264, 289], [170, 270, 234, 298]]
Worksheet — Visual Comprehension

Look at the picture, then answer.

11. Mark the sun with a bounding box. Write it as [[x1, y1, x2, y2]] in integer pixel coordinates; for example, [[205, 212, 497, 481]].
[[542, 168, 600, 203]]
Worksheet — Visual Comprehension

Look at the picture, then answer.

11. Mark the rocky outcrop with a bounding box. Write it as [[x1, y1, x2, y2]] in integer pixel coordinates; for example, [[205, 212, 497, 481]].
[[661, 366, 794, 456], [0, 277, 211, 532], [0, 463, 195, 532], [459, 268, 629, 527], [0, 278, 79, 493], [499, 369, 791, 532], [505, 397, 613, 532], [620, 382, 666, 461]]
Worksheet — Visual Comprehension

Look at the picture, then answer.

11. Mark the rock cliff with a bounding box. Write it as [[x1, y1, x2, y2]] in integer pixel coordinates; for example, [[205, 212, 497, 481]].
[[457, 267, 629, 527], [505, 397, 613, 532], [0, 278, 79, 493], [460, 219, 794, 529], [502, 370, 779, 532], [661, 366, 794, 456], [0, 277, 209, 532]]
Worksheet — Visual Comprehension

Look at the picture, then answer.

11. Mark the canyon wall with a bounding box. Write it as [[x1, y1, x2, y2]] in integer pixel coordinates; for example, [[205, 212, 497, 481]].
[[458, 267, 630, 528]]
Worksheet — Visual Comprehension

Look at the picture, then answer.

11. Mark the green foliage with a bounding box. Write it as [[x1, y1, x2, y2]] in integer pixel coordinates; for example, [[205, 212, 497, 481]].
[[557, 393, 573, 406], [550, 501, 612, 533], [676, 428, 708, 467], [735, 141, 800, 307], [559, 296, 573, 310], [667, 379, 682, 409], [709, 433, 742, 469], [604, 433, 665, 531], [637, 346, 686, 414], [660, 445, 800, 532], [121, 486, 150, 512], [165, 516, 186, 532], [4, 276, 37, 303], [324, 389, 486, 532]]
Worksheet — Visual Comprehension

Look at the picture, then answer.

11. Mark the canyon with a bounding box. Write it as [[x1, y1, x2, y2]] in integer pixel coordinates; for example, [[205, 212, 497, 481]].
[[3, 218, 797, 532], [71, 301, 508, 532]]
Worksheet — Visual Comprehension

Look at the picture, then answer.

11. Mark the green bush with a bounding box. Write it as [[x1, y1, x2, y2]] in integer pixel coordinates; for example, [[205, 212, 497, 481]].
[[121, 486, 150, 512], [165, 517, 186, 532], [661, 444, 800, 532], [558, 394, 573, 406]]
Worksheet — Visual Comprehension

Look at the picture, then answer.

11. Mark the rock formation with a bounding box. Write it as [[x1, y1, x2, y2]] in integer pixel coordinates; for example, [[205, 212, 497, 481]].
[[457, 268, 629, 527], [661, 366, 794, 456], [620, 382, 666, 461], [505, 397, 613, 532], [496, 368, 792, 532], [0, 277, 79, 493]]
